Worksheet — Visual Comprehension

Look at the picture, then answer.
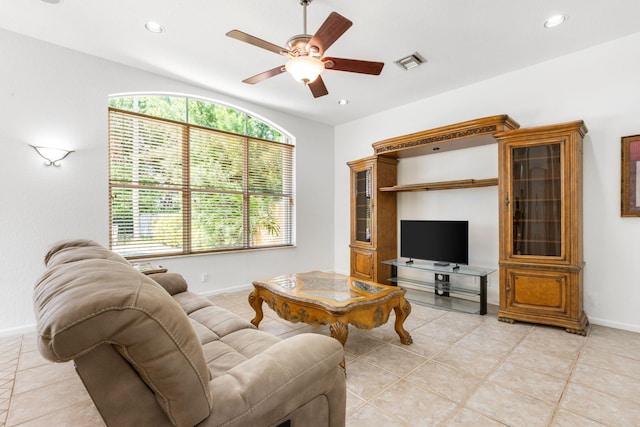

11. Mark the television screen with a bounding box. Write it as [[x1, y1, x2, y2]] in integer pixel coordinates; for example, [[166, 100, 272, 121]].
[[400, 220, 469, 265]]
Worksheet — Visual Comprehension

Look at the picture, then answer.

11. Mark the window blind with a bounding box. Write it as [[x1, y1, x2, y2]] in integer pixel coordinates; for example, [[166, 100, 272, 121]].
[[109, 108, 295, 258]]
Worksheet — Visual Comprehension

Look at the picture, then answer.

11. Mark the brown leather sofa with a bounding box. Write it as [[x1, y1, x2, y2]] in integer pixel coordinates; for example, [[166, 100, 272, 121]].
[[33, 239, 346, 427]]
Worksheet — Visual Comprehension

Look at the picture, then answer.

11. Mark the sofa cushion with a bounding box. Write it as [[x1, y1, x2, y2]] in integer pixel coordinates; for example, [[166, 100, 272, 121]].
[[188, 303, 256, 339], [34, 258, 213, 427], [204, 333, 344, 426], [219, 328, 281, 360], [165, 289, 281, 380], [202, 329, 281, 378]]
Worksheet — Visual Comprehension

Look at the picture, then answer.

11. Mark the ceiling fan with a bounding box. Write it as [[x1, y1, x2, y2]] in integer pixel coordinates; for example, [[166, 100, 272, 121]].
[[226, 0, 384, 98]]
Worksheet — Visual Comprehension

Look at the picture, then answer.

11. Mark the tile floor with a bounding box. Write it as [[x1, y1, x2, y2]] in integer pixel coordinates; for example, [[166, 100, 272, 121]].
[[2, 291, 640, 426]]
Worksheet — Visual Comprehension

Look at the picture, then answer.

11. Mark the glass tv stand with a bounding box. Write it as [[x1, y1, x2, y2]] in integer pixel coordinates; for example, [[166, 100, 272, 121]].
[[383, 259, 495, 315]]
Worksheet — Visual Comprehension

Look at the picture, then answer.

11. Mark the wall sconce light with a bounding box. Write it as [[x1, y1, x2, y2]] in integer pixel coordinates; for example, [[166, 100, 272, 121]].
[[30, 145, 74, 166]]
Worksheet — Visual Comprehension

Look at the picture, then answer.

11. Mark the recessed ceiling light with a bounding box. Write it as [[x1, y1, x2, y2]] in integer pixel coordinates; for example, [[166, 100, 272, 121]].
[[544, 14, 568, 28], [145, 21, 165, 34], [40, 0, 62, 4], [338, 99, 349, 105]]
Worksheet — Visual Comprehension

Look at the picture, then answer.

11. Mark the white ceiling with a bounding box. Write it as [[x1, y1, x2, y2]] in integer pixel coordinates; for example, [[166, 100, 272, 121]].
[[2, 0, 640, 126]]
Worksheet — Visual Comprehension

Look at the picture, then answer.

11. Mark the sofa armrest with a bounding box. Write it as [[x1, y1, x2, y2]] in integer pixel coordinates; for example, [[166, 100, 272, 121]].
[[147, 272, 189, 295], [205, 333, 345, 427]]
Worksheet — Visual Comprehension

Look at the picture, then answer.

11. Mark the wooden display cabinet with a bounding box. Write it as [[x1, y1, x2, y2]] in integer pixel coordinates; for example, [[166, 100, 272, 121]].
[[348, 115, 519, 288], [496, 121, 588, 335], [347, 156, 397, 283]]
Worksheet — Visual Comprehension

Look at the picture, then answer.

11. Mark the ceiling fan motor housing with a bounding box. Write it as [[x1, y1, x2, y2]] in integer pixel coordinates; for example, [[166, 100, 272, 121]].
[[286, 35, 320, 57]]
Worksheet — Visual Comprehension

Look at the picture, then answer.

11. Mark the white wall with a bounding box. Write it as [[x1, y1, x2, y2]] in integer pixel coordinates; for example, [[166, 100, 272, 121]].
[[0, 29, 335, 334], [334, 32, 640, 332]]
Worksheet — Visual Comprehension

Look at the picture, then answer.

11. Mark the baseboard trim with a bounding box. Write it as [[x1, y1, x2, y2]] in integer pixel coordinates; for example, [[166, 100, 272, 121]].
[[0, 323, 36, 338], [198, 283, 253, 298], [588, 317, 640, 333]]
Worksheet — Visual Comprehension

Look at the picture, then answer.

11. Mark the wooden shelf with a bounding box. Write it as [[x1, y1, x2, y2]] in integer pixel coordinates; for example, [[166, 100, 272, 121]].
[[380, 178, 498, 192], [372, 115, 520, 158]]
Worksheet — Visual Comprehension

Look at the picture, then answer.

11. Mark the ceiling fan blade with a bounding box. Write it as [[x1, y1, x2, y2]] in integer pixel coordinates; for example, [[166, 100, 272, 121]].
[[308, 12, 352, 54], [226, 30, 290, 57], [308, 76, 329, 98], [242, 65, 286, 84], [324, 57, 384, 75]]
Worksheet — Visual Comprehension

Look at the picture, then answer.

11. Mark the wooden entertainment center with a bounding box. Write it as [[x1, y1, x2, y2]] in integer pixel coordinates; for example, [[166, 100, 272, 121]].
[[348, 115, 589, 335]]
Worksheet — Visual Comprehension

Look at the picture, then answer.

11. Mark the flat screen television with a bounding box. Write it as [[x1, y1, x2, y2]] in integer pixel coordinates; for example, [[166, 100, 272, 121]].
[[400, 220, 469, 266]]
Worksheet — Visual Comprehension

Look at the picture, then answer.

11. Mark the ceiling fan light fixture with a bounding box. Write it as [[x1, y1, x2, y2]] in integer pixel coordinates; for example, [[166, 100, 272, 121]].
[[285, 55, 325, 84]]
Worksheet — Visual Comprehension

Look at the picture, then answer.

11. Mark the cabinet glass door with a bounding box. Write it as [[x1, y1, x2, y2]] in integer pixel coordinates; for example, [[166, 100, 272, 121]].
[[511, 143, 562, 257], [355, 169, 371, 243]]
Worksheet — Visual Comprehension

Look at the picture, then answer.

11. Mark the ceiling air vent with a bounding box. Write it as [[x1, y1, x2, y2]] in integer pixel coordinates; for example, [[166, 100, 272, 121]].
[[395, 52, 426, 70]]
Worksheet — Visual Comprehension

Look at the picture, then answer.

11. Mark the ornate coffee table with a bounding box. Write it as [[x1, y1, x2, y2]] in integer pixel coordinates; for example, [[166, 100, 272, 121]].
[[249, 271, 413, 351]]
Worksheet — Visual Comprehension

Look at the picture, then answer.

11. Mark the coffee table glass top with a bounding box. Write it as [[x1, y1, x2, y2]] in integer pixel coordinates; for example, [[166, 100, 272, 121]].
[[254, 271, 399, 307]]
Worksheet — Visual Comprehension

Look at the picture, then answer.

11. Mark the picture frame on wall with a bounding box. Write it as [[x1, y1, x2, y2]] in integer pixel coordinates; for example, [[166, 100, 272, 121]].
[[621, 134, 640, 217]]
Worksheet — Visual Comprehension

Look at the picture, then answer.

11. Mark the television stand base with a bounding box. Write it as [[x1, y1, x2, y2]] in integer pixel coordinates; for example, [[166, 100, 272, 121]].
[[384, 259, 494, 315]]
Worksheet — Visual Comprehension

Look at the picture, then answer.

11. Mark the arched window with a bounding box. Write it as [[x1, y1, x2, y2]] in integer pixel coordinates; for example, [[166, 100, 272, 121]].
[[108, 94, 295, 258]]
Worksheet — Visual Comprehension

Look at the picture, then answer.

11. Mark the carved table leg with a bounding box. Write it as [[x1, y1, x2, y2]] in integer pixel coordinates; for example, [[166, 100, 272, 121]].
[[329, 321, 349, 347], [248, 289, 263, 328], [330, 321, 349, 369], [393, 297, 413, 345]]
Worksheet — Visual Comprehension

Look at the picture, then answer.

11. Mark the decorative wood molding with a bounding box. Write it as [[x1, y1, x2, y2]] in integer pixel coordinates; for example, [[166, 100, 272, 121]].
[[372, 115, 520, 158], [380, 178, 498, 192], [493, 120, 588, 140]]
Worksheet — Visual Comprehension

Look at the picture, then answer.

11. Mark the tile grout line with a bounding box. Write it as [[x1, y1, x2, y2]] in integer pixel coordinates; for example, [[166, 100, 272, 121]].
[[342, 324, 434, 426], [353, 314, 500, 426], [338, 339, 402, 423], [549, 324, 640, 426], [5, 339, 102, 427], [435, 319, 531, 426], [1, 336, 22, 427], [356, 344, 435, 426], [546, 323, 594, 426]]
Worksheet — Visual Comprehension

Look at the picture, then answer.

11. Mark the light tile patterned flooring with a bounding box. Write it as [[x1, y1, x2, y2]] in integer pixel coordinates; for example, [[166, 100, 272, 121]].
[[2, 290, 640, 426]]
